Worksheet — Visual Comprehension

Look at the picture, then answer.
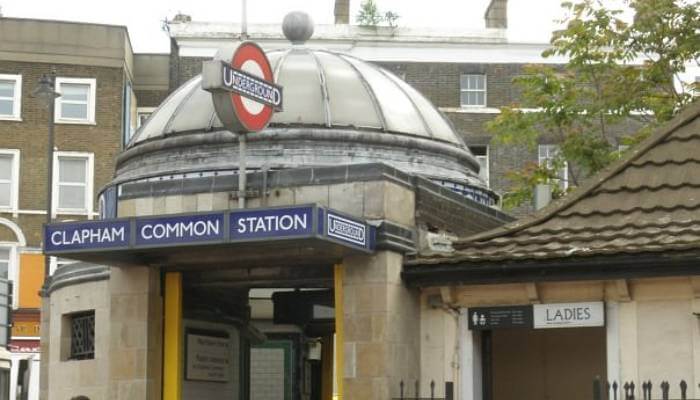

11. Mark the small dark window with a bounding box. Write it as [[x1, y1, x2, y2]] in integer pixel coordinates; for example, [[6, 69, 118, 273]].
[[70, 311, 95, 360]]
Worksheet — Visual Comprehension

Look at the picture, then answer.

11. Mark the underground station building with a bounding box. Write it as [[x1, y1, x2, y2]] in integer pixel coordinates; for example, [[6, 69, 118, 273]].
[[40, 16, 509, 400], [38, 14, 700, 400]]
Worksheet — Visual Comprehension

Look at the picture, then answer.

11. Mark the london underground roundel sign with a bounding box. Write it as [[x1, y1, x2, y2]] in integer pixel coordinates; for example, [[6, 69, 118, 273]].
[[202, 41, 283, 133]]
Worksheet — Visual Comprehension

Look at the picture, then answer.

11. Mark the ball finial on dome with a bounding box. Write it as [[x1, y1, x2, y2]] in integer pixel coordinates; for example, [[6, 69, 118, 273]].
[[282, 11, 314, 44]]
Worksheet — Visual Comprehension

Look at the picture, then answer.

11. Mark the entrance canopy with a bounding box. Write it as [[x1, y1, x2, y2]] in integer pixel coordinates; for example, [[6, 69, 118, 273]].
[[44, 204, 375, 269]]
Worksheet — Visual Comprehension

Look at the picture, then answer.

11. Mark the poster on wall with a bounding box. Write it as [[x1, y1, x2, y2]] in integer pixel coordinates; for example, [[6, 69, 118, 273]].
[[185, 330, 231, 382]]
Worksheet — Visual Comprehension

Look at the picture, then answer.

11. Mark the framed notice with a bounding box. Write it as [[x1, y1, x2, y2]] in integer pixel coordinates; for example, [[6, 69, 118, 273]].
[[185, 329, 231, 382]]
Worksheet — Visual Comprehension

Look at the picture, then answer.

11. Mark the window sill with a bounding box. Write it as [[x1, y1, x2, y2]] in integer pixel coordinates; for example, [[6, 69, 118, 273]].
[[55, 210, 91, 216], [440, 106, 500, 114], [0, 116, 22, 122], [54, 120, 96, 126]]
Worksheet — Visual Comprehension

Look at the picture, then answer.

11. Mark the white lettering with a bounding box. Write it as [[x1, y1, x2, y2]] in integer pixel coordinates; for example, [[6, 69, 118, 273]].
[[234, 212, 308, 235], [294, 214, 307, 230], [51, 231, 62, 246], [279, 215, 293, 230], [141, 225, 153, 240], [51, 225, 127, 246], [207, 220, 220, 236], [140, 219, 220, 241], [193, 221, 207, 236], [112, 227, 125, 242]]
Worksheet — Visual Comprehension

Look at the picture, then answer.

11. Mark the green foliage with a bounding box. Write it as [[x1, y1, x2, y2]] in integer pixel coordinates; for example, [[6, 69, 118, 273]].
[[356, 0, 400, 27], [488, 0, 699, 209]]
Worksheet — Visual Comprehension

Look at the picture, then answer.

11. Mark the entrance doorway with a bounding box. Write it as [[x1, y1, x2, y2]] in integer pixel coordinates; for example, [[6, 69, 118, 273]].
[[486, 327, 606, 400]]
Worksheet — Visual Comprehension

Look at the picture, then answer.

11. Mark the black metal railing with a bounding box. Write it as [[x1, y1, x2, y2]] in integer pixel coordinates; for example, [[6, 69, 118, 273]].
[[594, 377, 700, 400], [392, 380, 452, 400]]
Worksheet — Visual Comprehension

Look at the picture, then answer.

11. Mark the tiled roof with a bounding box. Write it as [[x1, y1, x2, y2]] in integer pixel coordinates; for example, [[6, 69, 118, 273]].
[[413, 101, 700, 266]]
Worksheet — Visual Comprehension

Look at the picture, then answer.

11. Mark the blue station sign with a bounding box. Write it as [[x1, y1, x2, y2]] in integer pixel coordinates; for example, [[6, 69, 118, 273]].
[[44, 204, 375, 255], [45, 220, 130, 252], [231, 206, 315, 241]]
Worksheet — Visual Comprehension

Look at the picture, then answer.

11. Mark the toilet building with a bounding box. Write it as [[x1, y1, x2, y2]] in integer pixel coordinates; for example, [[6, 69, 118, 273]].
[[40, 17, 511, 400], [405, 102, 700, 400]]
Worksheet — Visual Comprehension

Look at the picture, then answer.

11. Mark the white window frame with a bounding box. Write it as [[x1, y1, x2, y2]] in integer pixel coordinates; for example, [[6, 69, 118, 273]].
[[460, 74, 487, 108], [136, 107, 156, 129], [0, 149, 20, 216], [538, 144, 569, 190], [469, 146, 490, 188], [54, 77, 97, 125], [0, 74, 22, 121], [52, 151, 94, 217], [49, 256, 79, 276], [0, 244, 19, 309]]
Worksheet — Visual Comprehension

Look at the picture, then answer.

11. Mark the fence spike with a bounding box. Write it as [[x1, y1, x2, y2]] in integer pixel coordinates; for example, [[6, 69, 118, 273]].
[[593, 376, 602, 400], [415, 380, 419, 399], [400, 380, 404, 400], [613, 381, 619, 400], [661, 381, 669, 400], [431, 380, 435, 400], [680, 380, 687, 400]]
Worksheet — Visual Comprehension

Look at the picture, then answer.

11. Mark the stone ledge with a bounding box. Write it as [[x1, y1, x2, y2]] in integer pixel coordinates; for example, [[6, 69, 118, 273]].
[[47, 263, 110, 295]]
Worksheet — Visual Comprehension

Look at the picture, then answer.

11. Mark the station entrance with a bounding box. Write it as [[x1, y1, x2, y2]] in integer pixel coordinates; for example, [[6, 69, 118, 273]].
[[174, 259, 338, 400], [485, 327, 606, 400], [469, 302, 607, 400]]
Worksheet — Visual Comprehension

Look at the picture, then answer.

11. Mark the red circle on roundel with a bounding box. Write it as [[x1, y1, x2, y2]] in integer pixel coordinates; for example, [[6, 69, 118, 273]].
[[230, 42, 275, 132]]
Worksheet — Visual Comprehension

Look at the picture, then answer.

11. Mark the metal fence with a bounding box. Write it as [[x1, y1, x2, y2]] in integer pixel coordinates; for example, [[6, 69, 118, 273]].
[[594, 378, 700, 400], [392, 380, 452, 400]]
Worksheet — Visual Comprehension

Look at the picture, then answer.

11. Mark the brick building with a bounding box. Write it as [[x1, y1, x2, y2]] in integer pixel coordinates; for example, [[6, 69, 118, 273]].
[[0, 17, 145, 399]]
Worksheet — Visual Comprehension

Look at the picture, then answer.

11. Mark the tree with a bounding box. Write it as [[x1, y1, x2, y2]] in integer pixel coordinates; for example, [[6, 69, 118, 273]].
[[356, 0, 400, 28], [487, 0, 699, 209]]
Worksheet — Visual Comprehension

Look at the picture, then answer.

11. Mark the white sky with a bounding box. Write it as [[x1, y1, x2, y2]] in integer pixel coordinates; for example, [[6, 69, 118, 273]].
[[1, 0, 571, 52]]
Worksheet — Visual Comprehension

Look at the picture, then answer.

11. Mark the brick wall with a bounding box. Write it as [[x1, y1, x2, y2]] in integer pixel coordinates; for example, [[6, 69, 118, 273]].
[[0, 60, 125, 247], [135, 89, 169, 108]]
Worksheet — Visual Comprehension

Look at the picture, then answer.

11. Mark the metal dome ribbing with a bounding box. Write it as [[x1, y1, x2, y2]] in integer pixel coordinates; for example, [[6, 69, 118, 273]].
[[130, 49, 465, 148], [119, 16, 495, 204]]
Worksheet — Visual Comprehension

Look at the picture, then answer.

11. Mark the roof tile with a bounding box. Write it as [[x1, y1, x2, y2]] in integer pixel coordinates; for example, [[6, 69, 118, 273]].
[[415, 101, 700, 266]]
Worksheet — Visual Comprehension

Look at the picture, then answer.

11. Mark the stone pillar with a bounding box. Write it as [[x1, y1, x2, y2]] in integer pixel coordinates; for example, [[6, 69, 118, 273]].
[[39, 294, 50, 400], [459, 310, 483, 400], [108, 266, 163, 400], [341, 251, 420, 400], [605, 301, 621, 386]]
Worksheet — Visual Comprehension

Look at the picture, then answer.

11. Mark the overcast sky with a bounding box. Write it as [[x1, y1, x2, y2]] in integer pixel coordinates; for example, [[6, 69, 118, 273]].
[[1, 0, 574, 52]]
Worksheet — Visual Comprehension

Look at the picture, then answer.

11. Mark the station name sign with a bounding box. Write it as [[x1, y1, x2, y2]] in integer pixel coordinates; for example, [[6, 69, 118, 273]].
[[44, 205, 375, 254], [468, 302, 604, 330]]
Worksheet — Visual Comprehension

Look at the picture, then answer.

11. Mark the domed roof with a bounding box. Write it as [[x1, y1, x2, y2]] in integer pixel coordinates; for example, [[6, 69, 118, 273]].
[[130, 48, 464, 148], [118, 16, 497, 206]]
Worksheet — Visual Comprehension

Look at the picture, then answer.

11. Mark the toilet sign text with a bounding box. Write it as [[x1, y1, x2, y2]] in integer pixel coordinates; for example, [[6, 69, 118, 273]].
[[533, 302, 604, 329], [468, 302, 605, 330]]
